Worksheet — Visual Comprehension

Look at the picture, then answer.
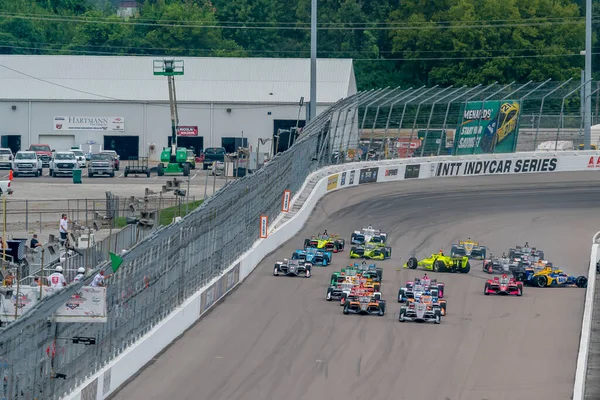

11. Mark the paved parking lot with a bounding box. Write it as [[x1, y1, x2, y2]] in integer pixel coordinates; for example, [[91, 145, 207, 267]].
[[1, 166, 233, 233]]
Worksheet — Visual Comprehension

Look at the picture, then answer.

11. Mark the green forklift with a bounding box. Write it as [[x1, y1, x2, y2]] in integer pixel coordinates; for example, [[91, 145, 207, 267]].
[[154, 59, 191, 177]]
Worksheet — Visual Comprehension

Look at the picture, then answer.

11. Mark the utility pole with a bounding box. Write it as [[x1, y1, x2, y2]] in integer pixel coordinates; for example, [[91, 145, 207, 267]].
[[584, 0, 592, 149], [309, 0, 317, 122]]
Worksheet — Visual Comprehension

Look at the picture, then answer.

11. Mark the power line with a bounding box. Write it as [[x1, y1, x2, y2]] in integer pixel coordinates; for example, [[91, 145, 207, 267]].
[[0, 11, 587, 27], [0, 12, 592, 31]]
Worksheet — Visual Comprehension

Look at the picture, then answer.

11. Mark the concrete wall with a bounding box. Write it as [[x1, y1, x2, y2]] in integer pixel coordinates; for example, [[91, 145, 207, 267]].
[[0, 101, 331, 160]]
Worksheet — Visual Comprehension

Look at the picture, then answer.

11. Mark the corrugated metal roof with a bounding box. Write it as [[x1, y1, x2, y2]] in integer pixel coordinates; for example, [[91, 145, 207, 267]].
[[0, 55, 356, 103]]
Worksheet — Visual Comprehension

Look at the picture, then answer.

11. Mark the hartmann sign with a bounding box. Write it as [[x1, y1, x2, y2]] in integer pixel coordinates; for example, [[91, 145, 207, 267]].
[[54, 116, 125, 131]]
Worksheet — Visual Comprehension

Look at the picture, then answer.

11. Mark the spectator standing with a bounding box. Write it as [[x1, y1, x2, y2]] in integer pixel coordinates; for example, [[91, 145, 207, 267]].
[[72, 267, 85, 283], [30, 276, 40, 287], [91, 270, 112, 287], [59, 214, 68, 245], [47, 266, 66, 289], [30, 234, 42, 248]]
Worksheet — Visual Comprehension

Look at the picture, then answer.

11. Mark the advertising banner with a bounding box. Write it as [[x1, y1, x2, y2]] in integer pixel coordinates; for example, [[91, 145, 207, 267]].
[[54, 116, 125, 132], [385, 168, 398, 177], [177, 126, 198, 136], [435, 157, 558, 177], [358, 167, 378, 184], [0, 286, 107, 322], [340, 171, 347, 186], [54, 286, 107, 323], [349, 170, 355, 185], [404, 164, 420, 179], [454, 100, 521, 155], [282, 190, 291, 212], [200, 284, 217, 314], [259, 215, 268, 238], [327, 174, 338, 190]]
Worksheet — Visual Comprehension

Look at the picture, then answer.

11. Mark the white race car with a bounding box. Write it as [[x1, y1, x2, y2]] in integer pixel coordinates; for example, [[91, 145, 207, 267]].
[[351, 227, 387, 245]]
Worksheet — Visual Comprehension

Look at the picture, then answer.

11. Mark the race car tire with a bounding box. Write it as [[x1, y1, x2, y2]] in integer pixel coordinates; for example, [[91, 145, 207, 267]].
[[509, 249, 516, 259], [340, 293, 347, 306], [434, 309, 442, 324], [576, 276, 588, 288], [374, 293, 381, 301], [343, 301, 350, 314], [378, 301, 386, 316], [376, 268, 383, 282], [433, 260, 445, 273], [407, 257, 418, 269], [517, 284, 523, 296], [399, 308, 406, 322], [534, 275, 547, 288], [374, 282, 381, 292], [398, 289, 404, 303], [538, 251, 545, 260], [326, 288, 333, 300], [437, 284, 445, 298], [304, 239, 311, 248], [484, 282, 490, 295], [461, 262, 471, 274], [273, 266, 279, 276]]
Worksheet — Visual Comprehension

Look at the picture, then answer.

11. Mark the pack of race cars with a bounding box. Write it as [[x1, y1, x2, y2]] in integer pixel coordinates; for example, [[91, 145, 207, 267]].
[[273, 232, 588, 324]]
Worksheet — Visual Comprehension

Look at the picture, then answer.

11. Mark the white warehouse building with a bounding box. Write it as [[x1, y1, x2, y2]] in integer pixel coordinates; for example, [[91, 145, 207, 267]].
[[0, 55, 357, 160]]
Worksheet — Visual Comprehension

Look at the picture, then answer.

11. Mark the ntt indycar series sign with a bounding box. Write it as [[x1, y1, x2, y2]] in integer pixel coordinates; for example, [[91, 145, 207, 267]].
[[435, 157, 558, 177]]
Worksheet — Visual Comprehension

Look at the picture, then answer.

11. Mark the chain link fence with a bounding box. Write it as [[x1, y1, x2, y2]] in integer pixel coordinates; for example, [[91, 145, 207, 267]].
[[0, 81, 593, 400]]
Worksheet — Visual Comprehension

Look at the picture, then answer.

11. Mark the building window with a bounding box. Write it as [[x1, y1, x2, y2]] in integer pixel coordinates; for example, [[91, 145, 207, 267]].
[[221, 137, 248, 153]]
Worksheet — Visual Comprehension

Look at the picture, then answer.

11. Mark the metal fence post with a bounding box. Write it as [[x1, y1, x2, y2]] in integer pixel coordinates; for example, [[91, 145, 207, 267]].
[[344, 90, 380, 162], [378, 88, 417, 158], [394, 87, 428, 157], [508, 79, 551, 152], [367, 87, 404, 154], [556, 80, 590, 150], [420, 86, 464, 157], [408, 86, 442, 153], [534, 79, 572, 150], [25, 199, 28, 231]]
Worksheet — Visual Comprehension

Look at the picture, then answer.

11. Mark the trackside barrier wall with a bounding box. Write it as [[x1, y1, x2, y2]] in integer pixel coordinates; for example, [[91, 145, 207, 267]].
[[574, 232, 600, 399], [64, 150, 600, 400]]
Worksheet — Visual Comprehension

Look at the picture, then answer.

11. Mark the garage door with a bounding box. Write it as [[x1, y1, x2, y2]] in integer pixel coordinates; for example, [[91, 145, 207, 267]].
[[38, 135, 76, 152]]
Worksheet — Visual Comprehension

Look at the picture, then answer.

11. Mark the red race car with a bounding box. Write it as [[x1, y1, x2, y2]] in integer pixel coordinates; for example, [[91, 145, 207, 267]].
[[484, 274, 523, 296]]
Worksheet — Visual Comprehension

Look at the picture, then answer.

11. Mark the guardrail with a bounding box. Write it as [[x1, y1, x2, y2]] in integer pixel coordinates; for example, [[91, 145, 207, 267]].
[[63, 149, 600, 400], [573, 232, 600, 399]]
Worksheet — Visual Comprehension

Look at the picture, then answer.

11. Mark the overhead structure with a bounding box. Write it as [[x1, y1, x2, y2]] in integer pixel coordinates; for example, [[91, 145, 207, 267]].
[[153, 59, 191, 176]]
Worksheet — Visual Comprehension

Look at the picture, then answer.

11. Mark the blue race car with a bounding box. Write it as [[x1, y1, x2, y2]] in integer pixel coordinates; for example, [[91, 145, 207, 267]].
[[292, 247, 332, 266]]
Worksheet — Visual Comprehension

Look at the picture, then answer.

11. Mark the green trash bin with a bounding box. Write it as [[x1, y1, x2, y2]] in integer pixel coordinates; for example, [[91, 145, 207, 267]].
[[72, 168, 82, 184]]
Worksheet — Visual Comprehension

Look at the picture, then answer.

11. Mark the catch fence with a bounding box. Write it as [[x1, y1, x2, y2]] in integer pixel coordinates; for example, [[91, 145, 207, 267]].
[[0, 80, 593, 400]]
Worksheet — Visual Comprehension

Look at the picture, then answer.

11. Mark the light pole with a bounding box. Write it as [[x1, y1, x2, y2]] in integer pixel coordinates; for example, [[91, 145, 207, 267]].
[[584, 0, 592, 149], [309, 0, 317, 122]]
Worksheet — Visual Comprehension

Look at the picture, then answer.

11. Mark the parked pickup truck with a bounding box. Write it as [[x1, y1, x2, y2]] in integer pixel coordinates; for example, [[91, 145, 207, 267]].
[[0, 148, 13, 170], [202, 147, 226, 170], [13, 151, 43, 177], [0, 180, 13, 195], [88, 153, 115, 177], [49, 151, 77, 177], [29, 144, 53, 167]]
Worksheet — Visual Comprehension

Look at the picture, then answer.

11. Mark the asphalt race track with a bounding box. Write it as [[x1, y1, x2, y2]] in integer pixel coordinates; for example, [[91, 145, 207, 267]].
[[110, 171, 600, 400]]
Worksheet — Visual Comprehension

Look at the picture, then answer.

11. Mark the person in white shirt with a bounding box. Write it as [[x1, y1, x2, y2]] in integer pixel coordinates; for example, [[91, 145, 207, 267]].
[[59, 214, 68, 245], [91, 270, 112, 287], [47, 266, 67, 289], [73, 267, 85, 283]]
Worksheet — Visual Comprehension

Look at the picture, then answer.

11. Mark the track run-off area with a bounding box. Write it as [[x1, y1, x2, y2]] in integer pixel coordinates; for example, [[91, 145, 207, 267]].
[[110, 171, 599, 400]]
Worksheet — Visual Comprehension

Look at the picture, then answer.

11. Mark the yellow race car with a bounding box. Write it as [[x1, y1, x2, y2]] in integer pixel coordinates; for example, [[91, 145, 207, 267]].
[[405, 252, 471, 273]]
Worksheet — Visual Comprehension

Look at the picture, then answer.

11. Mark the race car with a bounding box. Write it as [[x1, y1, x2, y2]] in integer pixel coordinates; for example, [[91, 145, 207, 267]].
[[354, 262, 384, 282], [398, 277, 445, 302], [351, 227, 387, 245], [399, 301, 442, 324], [304, 233, 345, 253], [326, 280, 355, 301], [508, 243, 544, 260], [410, 291, 447, 316], [484, 274, 523, 296], [343, 293, 386, 316], [404, 252, 470, 273], [291, 247, 332, 266], [451, 239, 487, 259], [350, 242, 392, 260], [513, 265, 587, 288], [273, 259, 311, 278], [483, 254, 513, 274]]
